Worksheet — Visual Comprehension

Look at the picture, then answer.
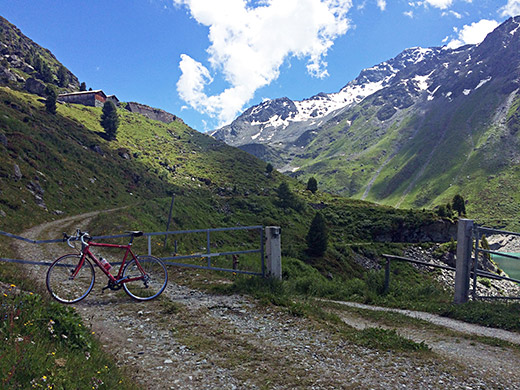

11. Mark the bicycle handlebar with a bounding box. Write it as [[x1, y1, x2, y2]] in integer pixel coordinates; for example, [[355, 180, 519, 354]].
[[63, 230, 91, 248]]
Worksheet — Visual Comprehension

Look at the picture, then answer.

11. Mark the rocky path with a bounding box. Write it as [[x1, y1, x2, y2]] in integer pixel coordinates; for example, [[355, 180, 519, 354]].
[[12, 210, 520, 389]]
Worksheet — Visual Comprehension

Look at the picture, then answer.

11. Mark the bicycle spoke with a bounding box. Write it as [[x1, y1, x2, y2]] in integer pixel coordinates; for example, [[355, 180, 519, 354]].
[[46, 254, 95, 303], [122, 256, 167, 301]]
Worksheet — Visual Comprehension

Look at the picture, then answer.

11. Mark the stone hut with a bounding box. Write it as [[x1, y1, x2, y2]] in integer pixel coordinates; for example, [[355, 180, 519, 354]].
[[125, 102, 183, 124], [106, 95, 120, 106], [58, 90, 107, 107]]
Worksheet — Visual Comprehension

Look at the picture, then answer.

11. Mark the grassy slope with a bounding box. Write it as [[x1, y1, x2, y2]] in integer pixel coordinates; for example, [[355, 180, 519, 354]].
[[0, 86, 444, 270], [290, 81, 520, 229]]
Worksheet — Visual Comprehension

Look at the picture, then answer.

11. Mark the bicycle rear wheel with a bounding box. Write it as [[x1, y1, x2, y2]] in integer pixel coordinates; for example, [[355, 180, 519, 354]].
[[122, 255, 168, 301], [46, 254, 95, 304]]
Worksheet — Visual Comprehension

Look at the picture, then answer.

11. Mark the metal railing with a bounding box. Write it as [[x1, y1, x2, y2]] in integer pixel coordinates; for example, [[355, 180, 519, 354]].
[[382, 252, 520, 298], [382, 254, 456, 293], [0, 225, 266, 277], [473, 225, 520, 300]]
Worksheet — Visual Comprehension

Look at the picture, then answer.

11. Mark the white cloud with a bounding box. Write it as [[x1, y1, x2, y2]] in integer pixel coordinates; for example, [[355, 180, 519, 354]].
[[441, 10, 462, 18], [174, 0, 352, 126], [446, 19, 499, 49], [403, 10, 414, 18], [376, 0, 386, 11], [500, 0, 520, 17], [424, 0, 453, 9]]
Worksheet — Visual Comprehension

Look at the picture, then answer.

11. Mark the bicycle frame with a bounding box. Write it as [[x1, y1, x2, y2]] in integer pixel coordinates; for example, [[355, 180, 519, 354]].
[[73, 241, 146, 285]]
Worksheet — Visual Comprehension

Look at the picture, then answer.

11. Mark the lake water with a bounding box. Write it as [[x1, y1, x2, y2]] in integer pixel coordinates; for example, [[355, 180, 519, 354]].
[[492, 253, 520, 282]]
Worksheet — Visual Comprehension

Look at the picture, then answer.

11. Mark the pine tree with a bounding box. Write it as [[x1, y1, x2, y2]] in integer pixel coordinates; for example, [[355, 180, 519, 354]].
[[276, 182, 303, 211], [265, 163, 273, 175], [306, 177, 318, 193], [452, 194, 466, 216], [79, 82, 87, 91], [40, 62, 54, 83], [306, 212, 328, 256], [45, 85, 57, 115], [57, 65, 69, 87], [100, 101, 119, 140]]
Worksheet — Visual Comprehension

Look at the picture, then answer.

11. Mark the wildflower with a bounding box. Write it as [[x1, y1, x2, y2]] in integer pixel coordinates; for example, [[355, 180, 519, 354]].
[[42, 375, 47, 382], [10, 284, 15, 288], [3, 294, 6, 297]]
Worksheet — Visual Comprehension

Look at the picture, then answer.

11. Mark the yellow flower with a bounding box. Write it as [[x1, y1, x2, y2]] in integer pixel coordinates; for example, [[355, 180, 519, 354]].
[[10, 284, 15, 288]]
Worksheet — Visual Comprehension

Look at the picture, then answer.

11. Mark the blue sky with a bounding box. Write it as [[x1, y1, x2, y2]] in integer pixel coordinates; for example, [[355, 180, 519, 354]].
[[1, 0, 519, 131]]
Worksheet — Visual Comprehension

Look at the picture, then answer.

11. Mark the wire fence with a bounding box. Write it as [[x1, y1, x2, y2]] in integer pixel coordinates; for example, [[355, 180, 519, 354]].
[[0, 226, 265, 277]]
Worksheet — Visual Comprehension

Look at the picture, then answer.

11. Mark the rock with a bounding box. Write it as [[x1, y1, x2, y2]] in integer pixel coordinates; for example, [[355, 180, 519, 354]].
[[27, 180, 44, 195], [13, 163, 22, 180], [0, 133, 7, 147], [25, 77, 46, 96], [22, 64, 35, 73], [0, 67, 17, 82], [91, 145, 104, 156]]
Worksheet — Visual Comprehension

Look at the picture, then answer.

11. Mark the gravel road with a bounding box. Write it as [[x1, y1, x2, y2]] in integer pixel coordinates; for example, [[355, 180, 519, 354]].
[[12, 210, 520, 389]]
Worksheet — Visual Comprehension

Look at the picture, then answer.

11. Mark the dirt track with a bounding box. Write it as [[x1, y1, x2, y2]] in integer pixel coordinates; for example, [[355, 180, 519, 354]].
[[13, 209, 520, 389]]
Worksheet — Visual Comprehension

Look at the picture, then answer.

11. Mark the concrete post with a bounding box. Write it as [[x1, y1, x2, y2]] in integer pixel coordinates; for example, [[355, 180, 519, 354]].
[[265, 226, 282, 280], [454, 219, 474, 304]]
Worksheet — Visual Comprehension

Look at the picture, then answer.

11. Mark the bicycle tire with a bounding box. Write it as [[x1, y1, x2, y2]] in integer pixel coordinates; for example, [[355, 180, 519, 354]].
[[122, 255, 168, 301], [46, 254, 95, 304]]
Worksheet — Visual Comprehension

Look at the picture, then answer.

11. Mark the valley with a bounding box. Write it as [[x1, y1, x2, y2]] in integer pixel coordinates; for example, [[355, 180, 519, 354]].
[[2, 12, 520, 390], [212, 16, 520, 229]]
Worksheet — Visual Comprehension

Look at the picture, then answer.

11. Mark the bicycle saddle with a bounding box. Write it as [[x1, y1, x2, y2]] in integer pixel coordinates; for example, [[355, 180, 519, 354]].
[[126, 231, 143, 237]]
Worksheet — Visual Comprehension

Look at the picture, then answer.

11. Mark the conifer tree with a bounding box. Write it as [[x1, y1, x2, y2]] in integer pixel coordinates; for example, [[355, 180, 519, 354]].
[[306, 177, 318, 193], [276, 182, 303, 211], [100, 101, 119, 140], [452, 194, 466, 216], [57, 65, 69, 87], [45, 85, 57, 115], [40, 62, 54, 83], [265, 163, 273, 175], [306, 212, 328, 256], [80, 82, 87, 91]]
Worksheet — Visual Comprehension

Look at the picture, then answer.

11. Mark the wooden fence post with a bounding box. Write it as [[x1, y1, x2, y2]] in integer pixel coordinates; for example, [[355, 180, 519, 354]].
[[454, 219, 474, 304], [265, 226, 282, 280]]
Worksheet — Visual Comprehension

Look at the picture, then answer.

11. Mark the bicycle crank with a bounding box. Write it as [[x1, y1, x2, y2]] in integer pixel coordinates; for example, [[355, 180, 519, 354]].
[[102, 280, 123, 292]]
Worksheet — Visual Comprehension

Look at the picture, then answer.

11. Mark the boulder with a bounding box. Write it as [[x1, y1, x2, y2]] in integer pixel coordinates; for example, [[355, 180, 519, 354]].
[[25, 77, 46, 96], [13, 163, 22, 181]]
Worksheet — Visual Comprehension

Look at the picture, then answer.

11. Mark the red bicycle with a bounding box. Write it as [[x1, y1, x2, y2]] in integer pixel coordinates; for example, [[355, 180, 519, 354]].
[[46, 229, 168, 303]]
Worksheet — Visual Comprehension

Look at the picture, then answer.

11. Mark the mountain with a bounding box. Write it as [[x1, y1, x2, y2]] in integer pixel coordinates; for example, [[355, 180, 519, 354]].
[[0, 16, 79, 94], [212, 16, 520, 227], [0, 16, 455, 284]]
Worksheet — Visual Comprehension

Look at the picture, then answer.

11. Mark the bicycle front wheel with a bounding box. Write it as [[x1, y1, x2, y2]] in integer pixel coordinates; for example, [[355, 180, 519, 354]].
[[122, 255, 168, 301], [46, 254, 95, 304]]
